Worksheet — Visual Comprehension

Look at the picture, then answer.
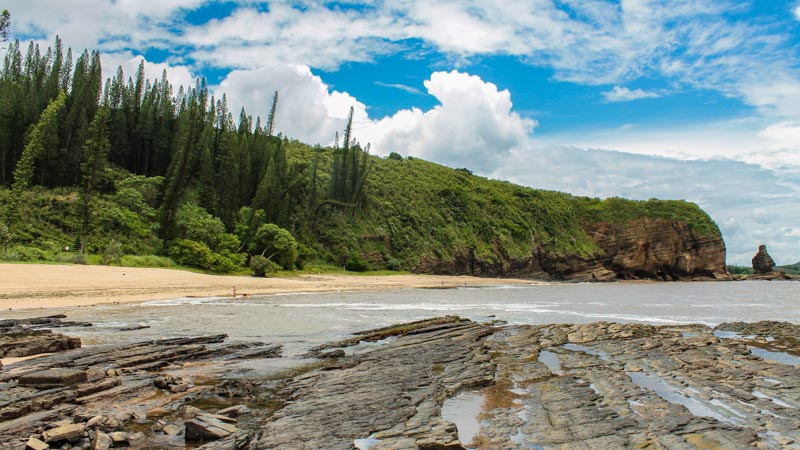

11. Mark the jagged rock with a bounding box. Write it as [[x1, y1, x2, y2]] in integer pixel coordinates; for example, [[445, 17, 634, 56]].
[[41, 423, 85, 443], [212, 379, 254, 398], [216, 405, 251, 418], [85, 416, 102, 428], [18, 369, 88, 388], [183, 406, 204, 419], [108, 432, 129, 446], [118, 325, 149, 331], [254, 319, 493, 449], [162, 424, 181, 436], [92, 432, 111, 450], [752, 244, 776, 274], [0, 329, 81, 358], [316, 349, 345, 359], [25, 437, 49, 450], [185, 415, 238, 443]]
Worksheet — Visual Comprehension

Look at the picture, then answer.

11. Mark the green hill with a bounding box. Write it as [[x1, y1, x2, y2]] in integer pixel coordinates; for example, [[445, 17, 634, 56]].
[[0, 37, 725, 280]]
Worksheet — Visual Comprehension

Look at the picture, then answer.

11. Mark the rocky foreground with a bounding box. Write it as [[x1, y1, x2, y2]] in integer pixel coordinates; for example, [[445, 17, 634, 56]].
[[1, 316, 799, 449]]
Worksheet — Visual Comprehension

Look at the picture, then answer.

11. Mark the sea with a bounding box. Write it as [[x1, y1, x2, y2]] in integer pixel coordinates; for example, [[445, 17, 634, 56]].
[[5, 280, 799, 370]]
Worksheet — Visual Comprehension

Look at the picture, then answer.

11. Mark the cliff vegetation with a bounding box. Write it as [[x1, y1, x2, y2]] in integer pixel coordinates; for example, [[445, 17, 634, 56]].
[[0, 36, 726, 280]]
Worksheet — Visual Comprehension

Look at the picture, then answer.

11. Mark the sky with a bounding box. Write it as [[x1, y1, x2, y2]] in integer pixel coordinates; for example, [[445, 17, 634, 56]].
[[3, 0, 800, 265]]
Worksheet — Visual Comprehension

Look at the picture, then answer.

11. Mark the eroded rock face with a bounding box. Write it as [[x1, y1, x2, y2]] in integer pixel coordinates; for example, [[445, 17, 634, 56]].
[[6, 315, 799, 449], [752, 244, 776, 274], [416, 218, 729, 281], [579, 218, 728, 281]]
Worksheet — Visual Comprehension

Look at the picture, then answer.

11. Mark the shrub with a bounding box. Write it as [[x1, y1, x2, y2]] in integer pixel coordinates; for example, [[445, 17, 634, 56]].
[[388, 152, 403, 161], [120, 255, 176, 268], [296, 243, 317, 270], [345, 253, 369, 272], [169, 239, 214, 269], [72, 253, 88, 264], [101, 240, 124, 265], [174, 204, 228, 250], [5, 245, 55, 262], [385, 257, 403, 271], [252, 223, 298, 270], [250, 255, 280, 277], [211, 251, 245, 273]]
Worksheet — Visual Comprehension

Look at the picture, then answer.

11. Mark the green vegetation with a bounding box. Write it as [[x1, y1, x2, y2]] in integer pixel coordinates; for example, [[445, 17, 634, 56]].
[[727, 265, 754, 275], [776, 262, 800, 275], [0, 36, 723, 276]]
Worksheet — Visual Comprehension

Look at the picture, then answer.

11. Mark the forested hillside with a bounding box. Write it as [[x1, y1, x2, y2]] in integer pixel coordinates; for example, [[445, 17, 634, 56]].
[[0, 37, 726, 280]]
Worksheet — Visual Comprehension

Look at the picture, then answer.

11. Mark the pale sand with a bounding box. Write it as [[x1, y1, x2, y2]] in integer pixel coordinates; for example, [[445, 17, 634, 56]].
[[0, 263, 532, 310]]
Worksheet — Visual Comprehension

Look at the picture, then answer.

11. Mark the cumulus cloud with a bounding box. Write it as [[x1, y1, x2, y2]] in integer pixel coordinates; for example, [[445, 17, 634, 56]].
[[492, 145, 800, 265], [603, 86, 662, 102], [215, 65, 364, 146], [6, 0, 800, 124], [360, 71, 536, 171], [217, 68, 535, 172], [795, 4, 800, 21], [100, 52, 197, 91]]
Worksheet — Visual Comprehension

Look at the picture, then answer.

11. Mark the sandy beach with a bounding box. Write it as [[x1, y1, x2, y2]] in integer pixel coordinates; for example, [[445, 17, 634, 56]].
[[0, 263, 532, 310]]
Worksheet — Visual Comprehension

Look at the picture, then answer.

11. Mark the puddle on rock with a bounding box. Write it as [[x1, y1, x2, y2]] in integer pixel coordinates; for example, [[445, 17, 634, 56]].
[[345, 336, 398, 356], [749, 346, 800, 366], [441, 391, 485, 448], [537, 350, 563, 375], [628, 372, 746, 426], [563, 343, 610, 361], [354, 433, 381, 449], [713, 330, 755, 340], [752, 390, 797, 409]]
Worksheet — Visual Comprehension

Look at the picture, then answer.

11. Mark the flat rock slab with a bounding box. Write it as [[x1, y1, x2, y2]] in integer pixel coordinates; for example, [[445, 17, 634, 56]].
[[42, 423, 85, 443], [25, 437, 48, 450], [18, 369, 88, 388], [186, 414, 238, 442]]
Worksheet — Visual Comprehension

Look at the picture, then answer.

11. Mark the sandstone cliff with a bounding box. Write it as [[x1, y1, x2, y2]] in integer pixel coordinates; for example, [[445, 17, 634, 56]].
[[415, 217, 729, 281]]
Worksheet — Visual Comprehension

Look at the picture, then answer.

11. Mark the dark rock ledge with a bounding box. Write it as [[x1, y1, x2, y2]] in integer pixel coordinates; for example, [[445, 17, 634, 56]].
[[1, 315, 799, 449]]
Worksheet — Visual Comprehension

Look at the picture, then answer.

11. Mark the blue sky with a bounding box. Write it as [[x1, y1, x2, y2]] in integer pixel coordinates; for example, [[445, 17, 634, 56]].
[[4, 0, 800, 264]]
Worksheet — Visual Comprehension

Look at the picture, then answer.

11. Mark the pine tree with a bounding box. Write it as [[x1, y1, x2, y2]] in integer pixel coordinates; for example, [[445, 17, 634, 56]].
[[0, 11, 10, 46], [328, 106, 370, 208], [79, 107, 111, 253], [3, 91, 65, 229], [266, 91, 278, 137]]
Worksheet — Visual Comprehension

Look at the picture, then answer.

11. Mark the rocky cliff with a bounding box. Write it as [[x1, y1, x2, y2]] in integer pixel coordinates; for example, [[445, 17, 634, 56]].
[[416, 217, 729, 281]]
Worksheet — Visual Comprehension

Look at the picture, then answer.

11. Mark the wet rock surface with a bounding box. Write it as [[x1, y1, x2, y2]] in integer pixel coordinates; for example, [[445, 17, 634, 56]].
[[0, 315, 282, 450], [2, 315, 799, 449]]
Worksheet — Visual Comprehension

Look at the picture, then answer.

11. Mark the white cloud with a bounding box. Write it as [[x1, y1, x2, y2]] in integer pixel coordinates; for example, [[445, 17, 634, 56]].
[[359, 70, 536, 171], [492, 145, 800, 265], [603, 86, 662, 102], [217, 67, 535, 172], [537, 117, 800, 171], [374, 82, 424, 95], [215, 65, 364, 146], [6, 0, 800, 124], [100, 52, 197, 91], [794, 4, 800, 21]]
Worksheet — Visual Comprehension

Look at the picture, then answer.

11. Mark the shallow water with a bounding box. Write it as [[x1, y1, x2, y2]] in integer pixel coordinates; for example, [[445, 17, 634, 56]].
[[4, 281, 800, 360], [441, 391, 485, 447]]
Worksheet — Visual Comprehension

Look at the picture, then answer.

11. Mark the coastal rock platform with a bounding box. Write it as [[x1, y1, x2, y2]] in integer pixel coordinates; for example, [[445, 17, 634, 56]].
[[1, 316, 798, 449]]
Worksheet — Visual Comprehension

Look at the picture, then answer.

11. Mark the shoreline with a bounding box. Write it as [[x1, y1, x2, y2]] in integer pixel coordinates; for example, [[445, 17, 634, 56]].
[[0, 263, 534, 311]]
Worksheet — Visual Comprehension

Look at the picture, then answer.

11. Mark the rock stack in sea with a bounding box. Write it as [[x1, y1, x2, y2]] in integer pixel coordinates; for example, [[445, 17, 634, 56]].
[[752, 244, 776, 274]]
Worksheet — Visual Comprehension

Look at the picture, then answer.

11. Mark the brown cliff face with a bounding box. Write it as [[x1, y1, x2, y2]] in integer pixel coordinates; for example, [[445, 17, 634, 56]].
[[575, 218, 729, 281], [415, 218, 729, 281]]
